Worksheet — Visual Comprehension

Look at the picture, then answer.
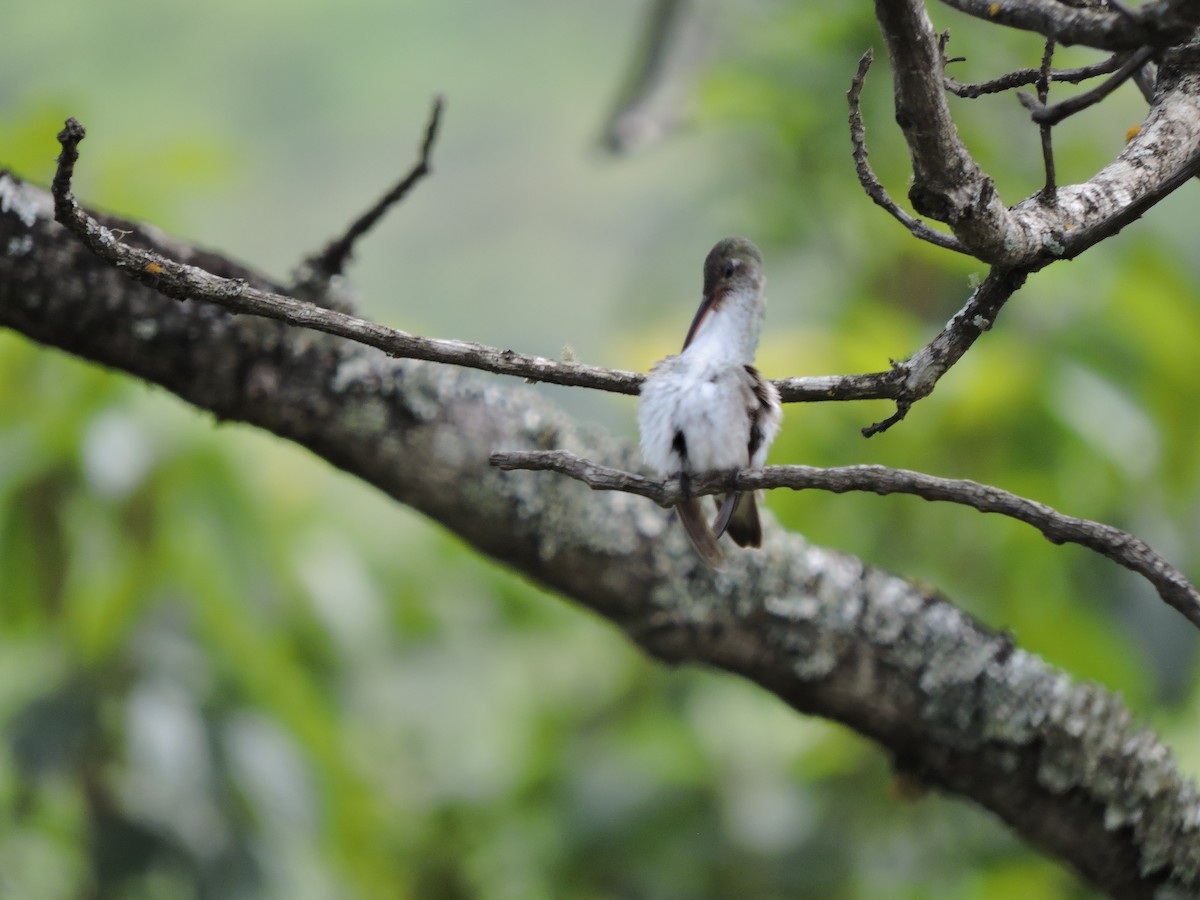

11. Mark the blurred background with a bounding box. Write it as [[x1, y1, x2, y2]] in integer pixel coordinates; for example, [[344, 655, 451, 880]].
[[3, 1, 1199, 897]]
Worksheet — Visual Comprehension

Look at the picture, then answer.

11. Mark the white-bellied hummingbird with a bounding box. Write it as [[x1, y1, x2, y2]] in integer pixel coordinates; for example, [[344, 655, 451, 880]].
[[638, 237, 782, 568]]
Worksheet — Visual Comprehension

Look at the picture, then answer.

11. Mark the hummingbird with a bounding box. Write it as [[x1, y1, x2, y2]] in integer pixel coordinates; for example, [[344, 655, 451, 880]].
[[637, 237, 783, 568]]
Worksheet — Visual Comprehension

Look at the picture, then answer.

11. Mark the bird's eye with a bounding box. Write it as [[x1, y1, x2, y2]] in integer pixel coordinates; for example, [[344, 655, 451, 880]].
[[723, 261, 738, 279]]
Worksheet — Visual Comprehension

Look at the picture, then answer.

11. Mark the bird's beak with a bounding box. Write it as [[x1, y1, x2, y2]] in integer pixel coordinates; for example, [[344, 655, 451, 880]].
[[682, 290, 719, 350]]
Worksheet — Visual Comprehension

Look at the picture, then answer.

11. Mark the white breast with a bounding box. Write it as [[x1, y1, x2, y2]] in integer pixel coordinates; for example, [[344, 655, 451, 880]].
[[638, 352, 759, 476]]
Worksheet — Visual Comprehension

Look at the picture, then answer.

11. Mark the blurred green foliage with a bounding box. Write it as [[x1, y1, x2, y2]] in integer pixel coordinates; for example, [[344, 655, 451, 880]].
[[3, 2, 1200, 898]]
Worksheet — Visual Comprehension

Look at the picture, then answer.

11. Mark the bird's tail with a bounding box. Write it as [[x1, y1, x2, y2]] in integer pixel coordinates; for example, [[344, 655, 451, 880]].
[[677, 496, 725, 569], [714, 491, 762, 548]]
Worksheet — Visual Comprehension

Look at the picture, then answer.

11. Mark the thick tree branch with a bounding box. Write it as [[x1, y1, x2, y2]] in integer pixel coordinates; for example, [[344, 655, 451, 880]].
[[873, 0, 1017, 260], [3, 173, 1199, 896], [490, 449, 1200, 630], [936, 0, 1199, 52]]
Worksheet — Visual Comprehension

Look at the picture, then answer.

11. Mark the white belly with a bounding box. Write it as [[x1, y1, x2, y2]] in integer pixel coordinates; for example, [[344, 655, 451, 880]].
[[638, 354, 756, 476]]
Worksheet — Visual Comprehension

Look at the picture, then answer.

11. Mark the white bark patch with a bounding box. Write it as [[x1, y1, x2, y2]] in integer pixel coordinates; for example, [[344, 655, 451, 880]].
[[0, 174, 49, 229]]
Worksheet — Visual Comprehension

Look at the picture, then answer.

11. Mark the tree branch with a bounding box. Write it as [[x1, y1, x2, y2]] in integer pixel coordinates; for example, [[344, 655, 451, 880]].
[[848, 49, 969, 255], [3, 174, 1199, 895], [1022, 45, 1200, 259], [861, 265, 1027, 435], [49, 119, 645, 395], [46, 119, 1047, 435], [490, 449, 1200, 630], [46, 117, 998, 423], [943, 51, 1126, 98], [1034, 37, 1058, 198], [57, 105, 1191, 450], [1018, 46, 1156, 126], [874, 1, 1200, 267], [601, 0, 708, 154], [873, 0, 1017, 261], [299, 95, 445, 285], [935, 0, 1199, 52]]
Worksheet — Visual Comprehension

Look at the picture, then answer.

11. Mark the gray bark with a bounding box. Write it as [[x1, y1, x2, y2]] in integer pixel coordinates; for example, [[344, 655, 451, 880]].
[[2, 173, 1199, 897]]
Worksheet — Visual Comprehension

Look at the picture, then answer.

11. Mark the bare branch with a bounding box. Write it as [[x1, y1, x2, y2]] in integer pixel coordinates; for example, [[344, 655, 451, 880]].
[[861, 398, 913, 438], [50, 118, 640, 394], [772, 371, 902, 403], [1017, 46, 1200, 260], [848, 49, 969, 255], [50, 71, 1200, 438], [47, 116, 992, 419], [491, 449, 1200, 629], [936, 0, 1199, 51], [1035, 37, 1058, 199], [299, 95, 445, 285]]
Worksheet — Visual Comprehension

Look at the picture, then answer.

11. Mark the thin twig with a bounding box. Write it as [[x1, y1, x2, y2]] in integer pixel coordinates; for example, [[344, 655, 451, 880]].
[[861, 399, 912, 438], [303, 96, 446, 282], [1019, 47, 1156, 126], [51, 118, 87, 222], [490, 449, 1200, 629], [1036, 38, 1058, 200], [848, 49, 969, 256], [944, 54, 1126, 98]]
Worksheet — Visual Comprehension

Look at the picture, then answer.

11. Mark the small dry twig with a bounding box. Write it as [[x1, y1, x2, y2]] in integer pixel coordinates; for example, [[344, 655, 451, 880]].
[[301, 95, 446, 284]]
